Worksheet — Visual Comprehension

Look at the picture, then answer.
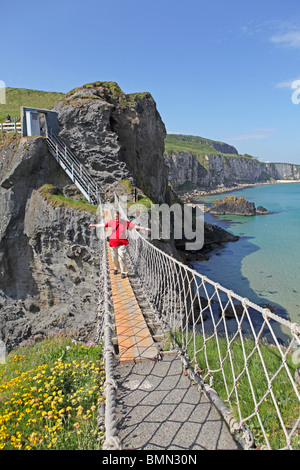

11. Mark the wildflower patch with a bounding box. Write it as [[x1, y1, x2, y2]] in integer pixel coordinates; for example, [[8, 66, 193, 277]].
[[0, 334, 105, 450]]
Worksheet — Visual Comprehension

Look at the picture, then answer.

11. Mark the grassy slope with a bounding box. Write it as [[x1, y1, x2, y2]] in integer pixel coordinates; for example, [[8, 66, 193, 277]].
[[0, 87, 65, 122], [38, 184, 98, 214], [164, 133, 258, 161], [2, 87, 251, 162], [165, 330, 299, 450]]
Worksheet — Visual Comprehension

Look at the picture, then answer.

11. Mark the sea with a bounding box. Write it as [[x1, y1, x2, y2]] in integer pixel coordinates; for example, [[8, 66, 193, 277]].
[[192, 182, 300, 340]]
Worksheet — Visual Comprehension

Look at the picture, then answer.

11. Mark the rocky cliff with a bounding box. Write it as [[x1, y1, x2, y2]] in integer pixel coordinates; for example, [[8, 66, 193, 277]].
[[166, 150, 300, 191], [53, 82, 169, 203], [0, 136, 100, 352], [0, 83, 172, 353], [0, 84, 242, 353]]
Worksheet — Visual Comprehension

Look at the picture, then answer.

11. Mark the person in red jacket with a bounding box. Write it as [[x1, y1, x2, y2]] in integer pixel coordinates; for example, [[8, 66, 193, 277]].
[[89, 210, 150, 278]]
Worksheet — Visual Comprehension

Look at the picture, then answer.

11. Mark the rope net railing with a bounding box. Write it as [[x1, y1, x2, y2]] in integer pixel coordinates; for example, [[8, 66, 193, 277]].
[[115, 195, 300, 450], [96, 200, 122, 450]]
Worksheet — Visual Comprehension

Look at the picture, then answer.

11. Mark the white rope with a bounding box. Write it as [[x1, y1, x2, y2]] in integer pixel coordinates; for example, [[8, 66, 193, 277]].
[[115, 194, 300, 450], [96, 200, 123, 450], [103, 436, 122, 450]]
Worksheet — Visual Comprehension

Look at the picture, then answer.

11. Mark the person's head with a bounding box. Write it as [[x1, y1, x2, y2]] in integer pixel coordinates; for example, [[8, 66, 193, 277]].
[[114, 210, 120, 221]]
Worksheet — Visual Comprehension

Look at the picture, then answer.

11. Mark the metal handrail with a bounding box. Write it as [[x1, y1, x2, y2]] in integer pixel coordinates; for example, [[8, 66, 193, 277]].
[[45, 131, 102, 204]]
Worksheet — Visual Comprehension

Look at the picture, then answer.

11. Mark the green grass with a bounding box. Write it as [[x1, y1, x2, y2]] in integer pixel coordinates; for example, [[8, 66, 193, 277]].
[[0, 87, 65, 122], [164, 134, 258, 161], [118, 179, 134, 194], [0, 129, 22, 150], [64, 81, 154, 109], [38, 184, 98, 214], [127, 194, 154, 210], [0, 83, 155, 123], [0, 334, 104, 450], [165, 330, 300, 449]]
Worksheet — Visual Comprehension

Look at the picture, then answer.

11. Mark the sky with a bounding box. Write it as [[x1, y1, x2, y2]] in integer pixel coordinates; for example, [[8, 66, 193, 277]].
[[1, 0, 300, 164]]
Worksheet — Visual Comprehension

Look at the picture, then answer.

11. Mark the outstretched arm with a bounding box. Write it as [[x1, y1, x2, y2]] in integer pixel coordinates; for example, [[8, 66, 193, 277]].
[[135, 225, 151, 231], [89, 223, 105, 228]]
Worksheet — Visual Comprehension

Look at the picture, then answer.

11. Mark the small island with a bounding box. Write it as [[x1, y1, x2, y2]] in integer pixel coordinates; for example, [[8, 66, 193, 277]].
[[209, 195, 269, 216]]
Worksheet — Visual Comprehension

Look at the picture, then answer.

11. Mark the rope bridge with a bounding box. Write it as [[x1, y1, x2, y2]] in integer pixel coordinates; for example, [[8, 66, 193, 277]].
[[106, 195, 299, 451], [44, 134, 300, 450]]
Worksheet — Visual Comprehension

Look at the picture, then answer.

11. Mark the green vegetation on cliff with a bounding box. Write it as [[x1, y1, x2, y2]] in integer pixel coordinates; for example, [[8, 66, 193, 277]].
[[0, 88, 65, 122], [165, 134, 257, 161], [38, 184, 98, 215], [64, 81, 155, 108], [0, 84, 155, 123]]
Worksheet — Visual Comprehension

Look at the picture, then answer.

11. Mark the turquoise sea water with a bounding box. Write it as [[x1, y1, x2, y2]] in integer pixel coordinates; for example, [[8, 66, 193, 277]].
[[193, 183, 300, 332]]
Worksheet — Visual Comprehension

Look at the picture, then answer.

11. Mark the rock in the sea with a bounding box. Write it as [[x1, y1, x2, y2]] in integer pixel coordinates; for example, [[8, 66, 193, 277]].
[[210, 195, 269, 216], [210, 196, 256, 216], [256, 205, 269, 214]]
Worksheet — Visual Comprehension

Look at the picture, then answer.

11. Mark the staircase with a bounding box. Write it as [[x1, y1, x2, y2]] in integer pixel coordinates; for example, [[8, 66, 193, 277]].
[[45, 131, 101, 204]]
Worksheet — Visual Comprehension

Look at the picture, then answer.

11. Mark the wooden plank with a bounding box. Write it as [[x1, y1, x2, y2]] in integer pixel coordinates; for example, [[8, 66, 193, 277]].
[[104, 210, 158, 364], [108, 250, 158, 364]]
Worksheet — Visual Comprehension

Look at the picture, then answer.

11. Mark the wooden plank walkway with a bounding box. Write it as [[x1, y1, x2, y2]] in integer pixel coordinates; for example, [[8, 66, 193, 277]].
[[105, 215, 158, 364]]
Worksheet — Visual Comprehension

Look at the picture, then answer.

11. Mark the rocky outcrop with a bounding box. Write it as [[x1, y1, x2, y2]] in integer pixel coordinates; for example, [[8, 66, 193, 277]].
[[0, 84, 244, 354], [256, 205, 269, 214], [0, 137, 99, 353], [210, 196, 270, 216], [53, 82, 168, 203], [209, 196, 270, 216], [210, 196, 255, 216], [166, 152, 300, 191]]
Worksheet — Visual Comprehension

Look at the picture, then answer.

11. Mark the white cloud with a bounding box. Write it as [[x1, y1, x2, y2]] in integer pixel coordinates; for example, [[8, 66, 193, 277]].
[[274, 77, 300, 97], [270, 30, 300, 49], [275, 79, 296, 90]]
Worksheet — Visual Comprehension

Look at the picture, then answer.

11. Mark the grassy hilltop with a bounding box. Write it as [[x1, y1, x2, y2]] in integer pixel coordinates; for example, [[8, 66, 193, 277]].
[[165, 133, 257, 160], [0, 88, 65, 122], [1, 87, 256, 163]]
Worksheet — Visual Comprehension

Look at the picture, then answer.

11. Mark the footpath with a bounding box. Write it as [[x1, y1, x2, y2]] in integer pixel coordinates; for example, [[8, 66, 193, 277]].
[[114, 354, 241, 450]]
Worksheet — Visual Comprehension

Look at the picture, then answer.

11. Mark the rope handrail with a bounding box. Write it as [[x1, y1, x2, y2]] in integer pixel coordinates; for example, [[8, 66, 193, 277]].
[[113, 194, 300, 450], [96, 200, 122, 450]]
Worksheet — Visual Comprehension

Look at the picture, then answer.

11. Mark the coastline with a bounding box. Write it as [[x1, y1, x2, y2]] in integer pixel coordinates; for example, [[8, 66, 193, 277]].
[[177, 178, 300, 266], [187, 181, 300, 328], [179, 179, 300, 203]]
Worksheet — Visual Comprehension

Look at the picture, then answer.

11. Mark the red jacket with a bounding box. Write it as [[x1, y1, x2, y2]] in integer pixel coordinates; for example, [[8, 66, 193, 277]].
[[105, 219, 135, 247]]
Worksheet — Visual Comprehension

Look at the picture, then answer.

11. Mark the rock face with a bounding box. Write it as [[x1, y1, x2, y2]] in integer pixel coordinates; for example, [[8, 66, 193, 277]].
[[256, 205, 269, 214], [210, 196, 256, 216], [0, 83, 171, 354], [53, 82, 168, 203], [0, 82, 243, 354], [166, 152, 300, 191], [210, 196, 269, 216], [0, 137, 100, 353]]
